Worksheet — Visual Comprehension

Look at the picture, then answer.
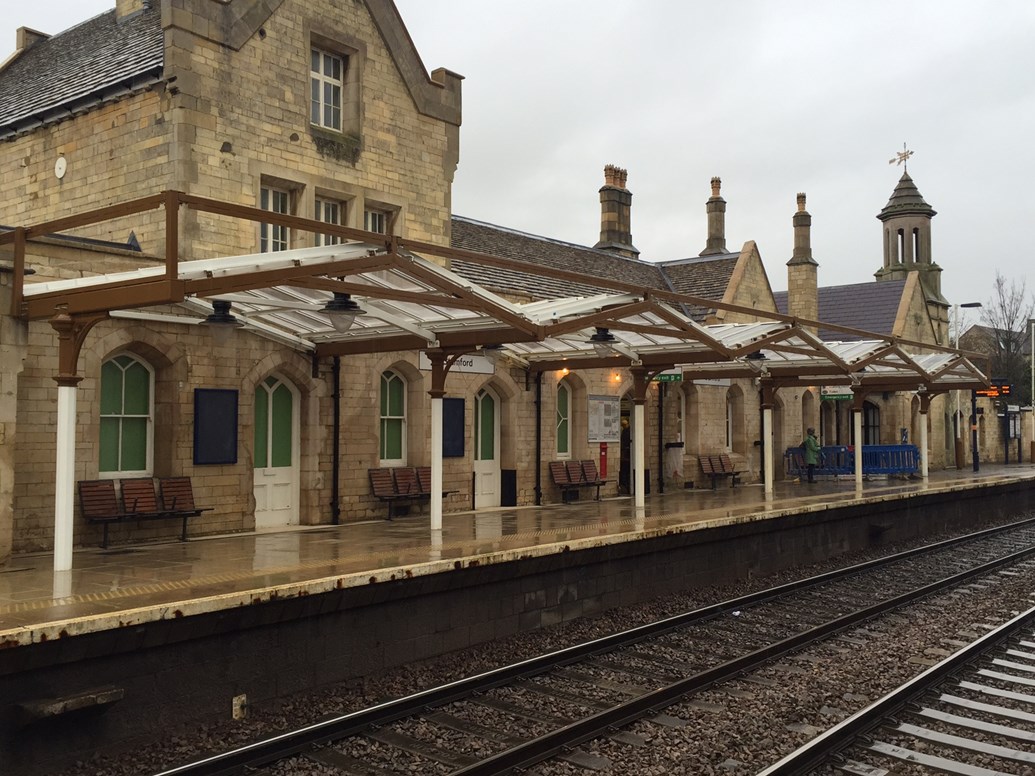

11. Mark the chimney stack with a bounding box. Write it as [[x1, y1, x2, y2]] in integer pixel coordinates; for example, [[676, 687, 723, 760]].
[[14, 27, 49, 52], [594, 164, 638, 258], [116, 0, 149, 19], [699, 177, 727, 256], [786, 193, 819, 332]]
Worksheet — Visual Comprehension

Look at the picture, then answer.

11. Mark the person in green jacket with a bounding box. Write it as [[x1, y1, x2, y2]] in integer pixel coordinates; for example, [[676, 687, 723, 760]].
[[803, 427, 821, 483]]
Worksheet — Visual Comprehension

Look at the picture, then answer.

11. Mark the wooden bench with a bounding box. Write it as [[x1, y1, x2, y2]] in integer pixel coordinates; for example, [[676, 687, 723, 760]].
[[77, 479, 129, 548], [158, 477, 213, 539], [369, 468, 411, 519], [580, 459, 607, 500], [370, 467, 461, 520], [77, 478, 208, 548], [549, 460, 604, 503], [699, 454, 741, 489]]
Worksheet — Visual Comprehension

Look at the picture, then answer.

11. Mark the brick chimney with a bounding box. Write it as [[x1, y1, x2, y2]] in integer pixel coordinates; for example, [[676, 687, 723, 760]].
[[593, 164, 639, 258], [786, 193, 818, 332], [699, 177, 727, 256]]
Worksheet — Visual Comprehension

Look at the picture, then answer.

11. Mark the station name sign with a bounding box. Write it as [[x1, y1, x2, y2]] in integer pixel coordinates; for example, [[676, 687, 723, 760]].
[[418, 353, 494, 374]]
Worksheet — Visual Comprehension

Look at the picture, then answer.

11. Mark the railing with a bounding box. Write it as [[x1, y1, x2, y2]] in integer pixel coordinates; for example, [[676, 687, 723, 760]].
[[784, 444, 920, 477]]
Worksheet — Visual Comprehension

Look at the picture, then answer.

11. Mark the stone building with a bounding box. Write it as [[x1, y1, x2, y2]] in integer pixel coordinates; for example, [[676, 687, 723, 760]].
[[0, 0, 978, 563]]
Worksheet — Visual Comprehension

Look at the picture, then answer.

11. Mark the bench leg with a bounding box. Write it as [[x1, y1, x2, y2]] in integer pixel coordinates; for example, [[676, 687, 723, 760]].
[[101, 522, 110, 549], [180, 515, 189, 542]]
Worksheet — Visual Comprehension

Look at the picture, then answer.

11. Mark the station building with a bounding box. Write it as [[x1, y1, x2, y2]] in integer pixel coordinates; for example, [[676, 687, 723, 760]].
[[0, 0, 1000, 564]]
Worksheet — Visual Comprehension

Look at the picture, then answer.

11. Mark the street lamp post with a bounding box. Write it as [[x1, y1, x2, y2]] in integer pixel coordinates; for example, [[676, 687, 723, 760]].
[[954, 302, 982, 469], [1029, 318, 1034, 463]]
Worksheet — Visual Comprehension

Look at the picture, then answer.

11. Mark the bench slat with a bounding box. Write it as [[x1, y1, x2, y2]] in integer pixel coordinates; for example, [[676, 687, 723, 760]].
[[393, 467, 419, 496], [120, 478, 163, 516]]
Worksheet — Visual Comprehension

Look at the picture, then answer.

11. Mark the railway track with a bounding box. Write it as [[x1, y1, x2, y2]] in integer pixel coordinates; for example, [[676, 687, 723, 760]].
[[761, 605, 1035, 775], [155, 517, 1035, 776]]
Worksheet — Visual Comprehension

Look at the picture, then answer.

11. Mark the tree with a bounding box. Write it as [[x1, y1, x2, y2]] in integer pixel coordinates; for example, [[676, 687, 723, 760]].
[[978, 272, 1034, 406]]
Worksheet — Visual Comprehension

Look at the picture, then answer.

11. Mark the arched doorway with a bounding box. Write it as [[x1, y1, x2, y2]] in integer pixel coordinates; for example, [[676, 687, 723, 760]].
[[862, 400, 881, 445], [801, 390, 816, 443], [254, 374, 299, 529], [473, 386, 501, 508]]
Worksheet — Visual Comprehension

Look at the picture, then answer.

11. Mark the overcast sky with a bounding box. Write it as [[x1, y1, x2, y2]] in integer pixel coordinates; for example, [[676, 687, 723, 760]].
[[5, 1, 1034, 316]]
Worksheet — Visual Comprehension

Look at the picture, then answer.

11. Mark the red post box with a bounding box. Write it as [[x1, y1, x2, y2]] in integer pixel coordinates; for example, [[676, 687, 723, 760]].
[[599, 442, 608, 478]]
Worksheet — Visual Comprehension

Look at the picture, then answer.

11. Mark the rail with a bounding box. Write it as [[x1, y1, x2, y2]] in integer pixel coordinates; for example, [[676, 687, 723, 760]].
[[153, 516, 1035, 776]]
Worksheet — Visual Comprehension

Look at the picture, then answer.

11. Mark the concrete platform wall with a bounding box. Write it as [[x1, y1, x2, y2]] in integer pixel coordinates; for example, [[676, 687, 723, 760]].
[[2, 481, 1033, 773]]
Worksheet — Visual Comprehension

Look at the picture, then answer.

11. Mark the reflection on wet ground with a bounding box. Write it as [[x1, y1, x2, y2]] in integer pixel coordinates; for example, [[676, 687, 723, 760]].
[[2, 465, 1032, 638]]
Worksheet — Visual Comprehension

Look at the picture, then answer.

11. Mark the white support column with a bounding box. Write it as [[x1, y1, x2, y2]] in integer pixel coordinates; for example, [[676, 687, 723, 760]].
[[853, 409, 864, 486], [633, 402, 645, 509], [54, 385, 77, 572], [920, 409, 929, 479], [763, 406, 774, 494], [430, 395, 443, 531]]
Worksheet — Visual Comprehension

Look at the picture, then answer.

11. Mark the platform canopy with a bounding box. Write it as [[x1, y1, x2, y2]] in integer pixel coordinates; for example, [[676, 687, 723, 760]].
[[10, 190, 987, 393], [6, 191, 991, 568]]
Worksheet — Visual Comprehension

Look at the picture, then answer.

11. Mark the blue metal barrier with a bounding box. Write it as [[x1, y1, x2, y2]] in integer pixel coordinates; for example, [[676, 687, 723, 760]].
[[861, 444, 920, 474], [783, 444, 919, 478]]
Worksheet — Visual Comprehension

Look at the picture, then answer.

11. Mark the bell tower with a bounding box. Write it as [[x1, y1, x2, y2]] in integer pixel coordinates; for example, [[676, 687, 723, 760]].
[[875, 170, 946, 303]]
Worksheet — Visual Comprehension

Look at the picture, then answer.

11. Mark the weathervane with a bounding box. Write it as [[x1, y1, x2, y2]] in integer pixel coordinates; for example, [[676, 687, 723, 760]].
[[889, 142, 913, 171]]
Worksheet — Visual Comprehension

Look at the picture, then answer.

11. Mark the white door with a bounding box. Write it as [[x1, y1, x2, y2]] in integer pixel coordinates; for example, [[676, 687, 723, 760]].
[[253, 375, 299, 529], [473, 387, 501, 509]]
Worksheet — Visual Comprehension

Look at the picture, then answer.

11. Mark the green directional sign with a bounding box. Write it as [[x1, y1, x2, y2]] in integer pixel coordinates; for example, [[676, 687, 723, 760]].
[[653, 373, 682, 382], [821, 385, 852, 401]]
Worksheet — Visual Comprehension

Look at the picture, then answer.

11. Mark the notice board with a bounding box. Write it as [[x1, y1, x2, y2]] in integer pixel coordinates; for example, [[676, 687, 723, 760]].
[[588, 394, 621, 443], [193, 388, 238, 465], [442, 397, 465, 458]]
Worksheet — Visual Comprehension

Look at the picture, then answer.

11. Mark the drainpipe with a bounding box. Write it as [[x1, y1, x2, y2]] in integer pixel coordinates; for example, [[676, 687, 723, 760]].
[[534, 372, 543, 505], [657, 382, 665, 493], [331, 356, 341, 524]]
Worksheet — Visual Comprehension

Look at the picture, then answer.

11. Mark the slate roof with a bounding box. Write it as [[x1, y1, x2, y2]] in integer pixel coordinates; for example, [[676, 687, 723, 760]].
[[0, 6, 163, 136], [877, 172, 936, 220], [656, 254, 739, 320], [960, 324, 1033, 357], [774, 279, 907, 340], [450, 216, 668, 301]]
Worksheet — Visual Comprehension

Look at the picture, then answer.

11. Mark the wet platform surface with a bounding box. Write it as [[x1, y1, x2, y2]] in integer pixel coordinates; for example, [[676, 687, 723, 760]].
[[2, 465, 1034, 645]]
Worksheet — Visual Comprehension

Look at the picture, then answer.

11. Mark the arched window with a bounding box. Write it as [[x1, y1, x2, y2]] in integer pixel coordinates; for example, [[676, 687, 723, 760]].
[[474, 388, 496, 462], [99, 353, 154, 475], [556, 380, 572, 459], [725, 394, 735, 451], [255, 375, 294, 469], [380, 370, 406, 465], [913, 227, 921, 263]]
